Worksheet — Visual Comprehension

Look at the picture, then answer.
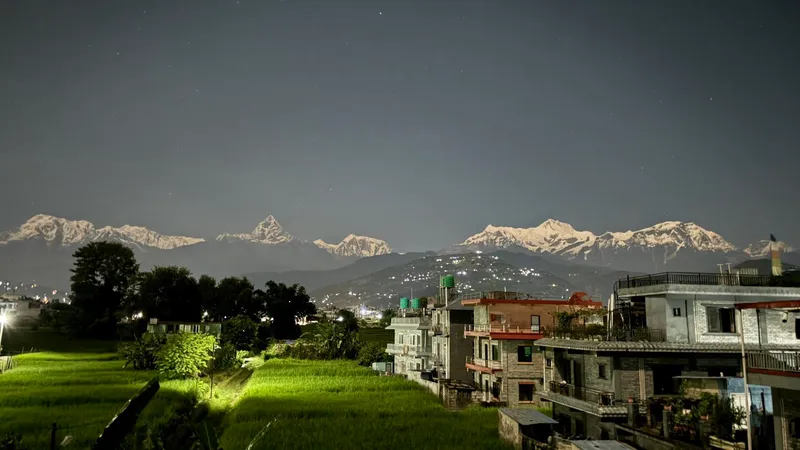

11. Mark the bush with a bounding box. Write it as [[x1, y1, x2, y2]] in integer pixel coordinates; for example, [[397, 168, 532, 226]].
[[120, 333, 167, 370], [156, 333, 216, 379], [221, 315, 258, 351], [585, 324, 605, 336], [213, 343, 250, 370], [357, 341, 391, 366]]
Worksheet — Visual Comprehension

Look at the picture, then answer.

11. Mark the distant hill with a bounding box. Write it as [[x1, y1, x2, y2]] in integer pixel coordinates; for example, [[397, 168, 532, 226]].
[[243, 252, 434, 291]]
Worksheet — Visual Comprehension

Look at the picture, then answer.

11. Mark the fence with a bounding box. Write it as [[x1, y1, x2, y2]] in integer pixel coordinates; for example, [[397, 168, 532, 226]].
[[617, 272, 774, 289], [548, 381, 617, 406], [747, 350, 800, 373], [543, 327, 666, 342]]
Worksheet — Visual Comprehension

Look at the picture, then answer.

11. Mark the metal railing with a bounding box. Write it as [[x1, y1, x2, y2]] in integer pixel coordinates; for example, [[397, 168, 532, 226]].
[[543, 327, 666, 342], [386, 344, 432, 356], [747, 350, 800, 373], [547, 381, 618, 406], [466, 324, 544, 334], [459, 291, 543, 301], [430, 324, 445, 335], [466, 356, 502, 370], [389, 316, 430, 325], [617, 272, 774, 289]]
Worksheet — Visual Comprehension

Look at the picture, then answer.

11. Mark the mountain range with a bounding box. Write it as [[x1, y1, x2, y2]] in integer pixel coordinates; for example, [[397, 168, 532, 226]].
[[1, 214, 796, 304]]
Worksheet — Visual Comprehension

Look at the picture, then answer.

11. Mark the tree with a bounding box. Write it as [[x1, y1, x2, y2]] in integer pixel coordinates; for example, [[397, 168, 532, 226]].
[[259, 281, 316, 340], [136, 266, 202, 322], [378, 309, 396, 328], [221, 315, 258, 351], [198, 274, 218, 318], [311, 317, 360, 359], [70, 242, 139, 338], [336, 309, 359, 333], [209, 277, 259, 321]]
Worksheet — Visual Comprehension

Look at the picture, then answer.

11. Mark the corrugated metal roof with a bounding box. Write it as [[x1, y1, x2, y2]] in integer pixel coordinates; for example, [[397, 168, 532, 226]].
[[535, 338, 799, 353], [499, 408, 558, 426]]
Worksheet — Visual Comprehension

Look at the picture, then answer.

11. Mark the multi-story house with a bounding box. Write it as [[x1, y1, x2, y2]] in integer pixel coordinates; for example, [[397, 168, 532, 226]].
[[463, 291, 603, 407], [430, 298, 474, 384], [386, 314, 433, 379], [536, 271, 800, 441], [737, 300, 800, 450]]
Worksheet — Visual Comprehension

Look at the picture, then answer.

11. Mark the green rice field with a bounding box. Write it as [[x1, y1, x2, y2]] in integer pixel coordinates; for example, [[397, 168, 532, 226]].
[[219, 359, 512, 450], [0, 352, 197, 448]]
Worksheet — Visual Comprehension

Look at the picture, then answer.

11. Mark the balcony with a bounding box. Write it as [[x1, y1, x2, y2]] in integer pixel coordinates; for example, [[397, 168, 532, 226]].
[[465, 324, 545, 339], [543, 327, 665, 343], [386, 343, 431, 357], [617, 272, 773, 290], [465, 356, 502, 372], [430, 324, 445, 335], [538, 381, 628, 417], [747, 350, 800, 375]]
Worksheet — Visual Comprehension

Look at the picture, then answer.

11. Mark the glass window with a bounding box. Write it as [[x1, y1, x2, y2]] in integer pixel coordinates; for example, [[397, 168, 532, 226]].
[[519, 383, 535, 402], [531, 315, 541, 332], [707, 307, 736, 333], [598, 364, 607, 379], [518, 346, 534, 363]]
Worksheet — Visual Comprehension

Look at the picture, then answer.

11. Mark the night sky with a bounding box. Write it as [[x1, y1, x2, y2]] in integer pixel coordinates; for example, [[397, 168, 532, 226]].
[[1, 0, 799, 251]]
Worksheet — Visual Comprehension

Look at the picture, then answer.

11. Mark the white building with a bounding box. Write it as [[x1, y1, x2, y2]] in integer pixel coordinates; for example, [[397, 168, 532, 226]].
[[386, 315, 432, 377]]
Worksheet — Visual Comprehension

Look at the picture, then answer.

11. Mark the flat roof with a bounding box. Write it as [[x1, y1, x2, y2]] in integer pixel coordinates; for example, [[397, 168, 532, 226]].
[[499, 408, 558, 426]]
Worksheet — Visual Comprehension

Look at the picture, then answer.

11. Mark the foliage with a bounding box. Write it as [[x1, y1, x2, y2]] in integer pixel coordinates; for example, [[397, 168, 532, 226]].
[[36, 303, 78, 335], [212, 343, 248, 370], [156, 333, 217, 380], [218, 359, 513, 450], [713, 395, 746, 441], [119, 332, 167, 370], [697, 392, 716, 417], [585, 323, 606, 336], [378, 309, 396, 327], [221, 315, 258, 351], [198, 275, 218, 317], [69, 242, 139, 338], [336, 309, 359, 333], [258, 281, 316, 339], [207, 277, 258, 322], [309, 318, 361, 360], [356, 341, 391, 366], [134, 266, 202, 322], [553, 311, 579, 330]]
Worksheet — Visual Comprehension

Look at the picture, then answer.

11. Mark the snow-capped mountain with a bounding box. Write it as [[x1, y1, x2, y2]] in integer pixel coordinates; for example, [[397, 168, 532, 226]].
[[0, 214, 204, 250], [215, 215, 296, 244], [743, 240, 794, 258], [460, 219, 740, 271], [313, 234, 392, 257]]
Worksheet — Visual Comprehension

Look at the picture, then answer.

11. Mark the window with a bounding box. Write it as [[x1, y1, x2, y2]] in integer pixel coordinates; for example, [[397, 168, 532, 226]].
[[673, 308, 681, 317], [531, 315, 541, 332], [707, 307, 736, 333], [598, 364, 607, 379], [491, 345, 500, 361], [795, 319, 799, 340], [546, 358, 552, 368], [519, 383, 535, 402], [518, 346, 534, 363]]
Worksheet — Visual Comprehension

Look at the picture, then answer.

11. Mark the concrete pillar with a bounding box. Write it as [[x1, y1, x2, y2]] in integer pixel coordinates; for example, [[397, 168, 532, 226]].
[[627, 402, 635, 427], [662, 410, 671, 439]]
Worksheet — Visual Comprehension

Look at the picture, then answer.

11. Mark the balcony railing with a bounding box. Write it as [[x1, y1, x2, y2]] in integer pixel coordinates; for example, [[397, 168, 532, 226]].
[[466, 356, 502, 370], [466, 324, 544, 334], [386, 344, 432, 356], [747, 350, 800, 374], [389, 317, 430, 325], [547, 381, 617, 406], [543, 327, 665, 343], [430, 324, 445, 335], [617, 272, 774, 290]]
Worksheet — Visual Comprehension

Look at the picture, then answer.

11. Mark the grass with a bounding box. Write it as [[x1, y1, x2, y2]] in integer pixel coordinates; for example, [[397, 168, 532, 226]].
[[0, 350, 200, 448], [219, 359, 513, 450], [2, 329, 120, 354], [358, 327, 394, 344]]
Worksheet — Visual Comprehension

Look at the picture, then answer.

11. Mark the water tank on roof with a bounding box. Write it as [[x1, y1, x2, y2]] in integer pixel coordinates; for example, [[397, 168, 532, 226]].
[[442, 275, 455, 288], [411, 298, 421, 309], [399, 297, 409, 309]]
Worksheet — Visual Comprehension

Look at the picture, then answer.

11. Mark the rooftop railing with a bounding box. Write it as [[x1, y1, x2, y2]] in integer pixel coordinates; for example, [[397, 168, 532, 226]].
[[466, 356, 502, 370], [543, 327, 666, 342], [459, 291, 543, 301], [617, 272, 774, 290], [747, 350, 800, 374], [465, 324, 544, 334]]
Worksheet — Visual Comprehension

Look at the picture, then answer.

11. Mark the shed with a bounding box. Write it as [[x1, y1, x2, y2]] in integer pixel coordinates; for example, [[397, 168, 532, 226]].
[[569, 441, 635, 450], [498, 408, 558, 450]]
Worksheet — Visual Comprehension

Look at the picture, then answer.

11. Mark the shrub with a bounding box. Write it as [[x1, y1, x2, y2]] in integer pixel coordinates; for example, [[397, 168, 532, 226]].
[[212, 343, 250, 370], [221, 315, 258, 351], [585, 323, 605, 336], [120, 333, 167, 370], [156, 333, 216, 379], [357, 341, 391, 366]]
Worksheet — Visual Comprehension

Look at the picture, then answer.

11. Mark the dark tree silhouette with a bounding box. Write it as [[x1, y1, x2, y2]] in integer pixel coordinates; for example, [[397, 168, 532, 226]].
[[70, 242, 139, 338], [136, 266, 202, 322], [259, 281, 316, 339], [209, 277, 259, 321]]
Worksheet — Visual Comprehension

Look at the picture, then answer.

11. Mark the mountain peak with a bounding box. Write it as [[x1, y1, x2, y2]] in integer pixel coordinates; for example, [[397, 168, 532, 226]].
[[0, 214, 204, 249], [216, 215, 295, 244], [313, 234, 392, 257]]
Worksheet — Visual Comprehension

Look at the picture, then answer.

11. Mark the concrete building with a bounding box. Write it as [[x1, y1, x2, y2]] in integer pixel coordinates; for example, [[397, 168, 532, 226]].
[[0, 296, 42, 325], [386, 314, 432, 378], [430, 298, 474, 383], [536, 272, 800, 441], [146, 319, 222, 335], [736, 300, 800, 450], [464, 291, 603, 407]]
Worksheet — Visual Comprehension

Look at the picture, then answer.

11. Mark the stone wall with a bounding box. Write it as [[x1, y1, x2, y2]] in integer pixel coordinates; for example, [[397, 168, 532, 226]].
[[498, 410, 523, 450]]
